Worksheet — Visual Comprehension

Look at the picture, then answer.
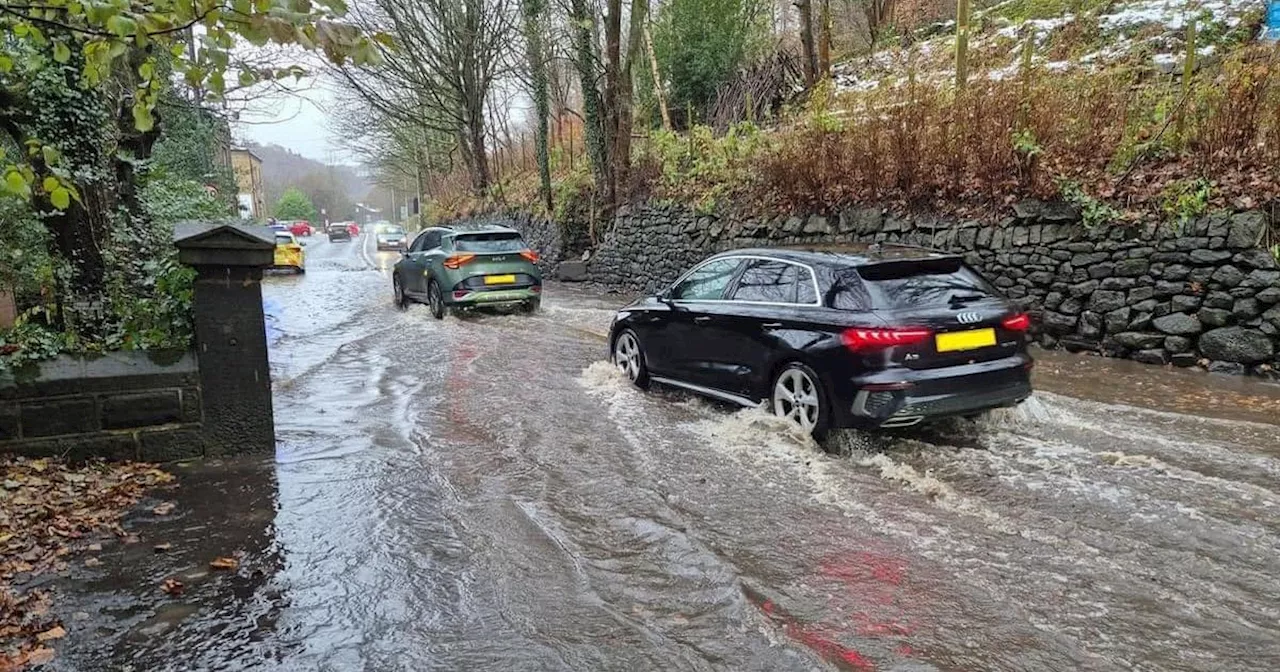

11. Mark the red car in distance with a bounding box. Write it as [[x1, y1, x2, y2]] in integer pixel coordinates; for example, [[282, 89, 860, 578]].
[[346, 222, 360, 237], [288, 221, 315, 237]]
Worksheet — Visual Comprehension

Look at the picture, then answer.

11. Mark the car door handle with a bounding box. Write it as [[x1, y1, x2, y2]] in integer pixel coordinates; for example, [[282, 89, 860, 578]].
[[693, 316, 712, 324], [761, 322, 783, 328]]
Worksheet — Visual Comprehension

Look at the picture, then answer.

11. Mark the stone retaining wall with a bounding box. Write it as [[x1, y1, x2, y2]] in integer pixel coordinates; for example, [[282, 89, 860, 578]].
[[0, 352, 205, 461], [503, 203, 1280, 375]]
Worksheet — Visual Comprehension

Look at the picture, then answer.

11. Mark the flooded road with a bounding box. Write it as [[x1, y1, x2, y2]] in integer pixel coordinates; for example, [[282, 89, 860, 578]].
[[68, 233, 1280, 671]]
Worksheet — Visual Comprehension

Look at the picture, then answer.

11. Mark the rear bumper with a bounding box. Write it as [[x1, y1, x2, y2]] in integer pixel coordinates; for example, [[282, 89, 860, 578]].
[[446, 286, 540, 307], [831, 354, 1033, 429]]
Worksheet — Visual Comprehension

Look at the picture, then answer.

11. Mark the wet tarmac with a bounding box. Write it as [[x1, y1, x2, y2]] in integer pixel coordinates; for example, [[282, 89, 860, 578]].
[[46, 233, 1280, 671]]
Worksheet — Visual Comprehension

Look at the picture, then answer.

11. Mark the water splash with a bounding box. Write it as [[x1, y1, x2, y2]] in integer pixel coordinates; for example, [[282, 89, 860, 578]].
[[579, 360, 627, 394]]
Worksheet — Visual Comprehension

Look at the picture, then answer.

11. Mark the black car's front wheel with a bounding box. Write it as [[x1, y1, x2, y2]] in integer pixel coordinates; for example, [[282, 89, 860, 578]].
[[428, 280, 446, 320], [613, 329, 650, 389], [771, 362, 831, 440]]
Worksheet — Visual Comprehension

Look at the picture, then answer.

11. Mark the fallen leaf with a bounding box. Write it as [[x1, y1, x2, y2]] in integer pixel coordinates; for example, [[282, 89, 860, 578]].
[[153, 542, 172, 553], [161, 578, 184, 595], [36, 625, 66, 642], [209, 557, 239, 571], [26, 648, 55, 665], [151, 502, 175, 516], [87, 543, 101, 552], [84, 557, 101, 568]]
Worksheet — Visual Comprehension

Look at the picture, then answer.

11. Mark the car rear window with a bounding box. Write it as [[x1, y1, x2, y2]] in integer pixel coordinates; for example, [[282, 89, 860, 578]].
[[850, 258, 998, 309], [275, 234, 293, 245], [453, 232, 525, 253]]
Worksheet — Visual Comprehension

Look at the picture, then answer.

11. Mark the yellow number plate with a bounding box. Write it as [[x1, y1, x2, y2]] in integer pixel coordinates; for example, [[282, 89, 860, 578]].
[[484, 274, 516, 285], [935, 328, 996, 352]]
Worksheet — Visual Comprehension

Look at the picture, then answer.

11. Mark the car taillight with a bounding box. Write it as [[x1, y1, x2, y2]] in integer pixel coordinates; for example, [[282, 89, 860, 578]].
[[520, 249, 539, 263], [841, 327, 932, 352], [443, 253, 476, 269], [452, 290, 468, 299], [530, 285, 542, 293], [1002, 313, 1031, 332]]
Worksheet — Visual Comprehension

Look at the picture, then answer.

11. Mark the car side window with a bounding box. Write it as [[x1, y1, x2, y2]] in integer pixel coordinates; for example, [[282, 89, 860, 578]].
[[670, 258, 741, 301], [827, 270, 873, 310], [731, 259, 799, 303], [409, 231, 430, 253], [423, 231, 442, 251]]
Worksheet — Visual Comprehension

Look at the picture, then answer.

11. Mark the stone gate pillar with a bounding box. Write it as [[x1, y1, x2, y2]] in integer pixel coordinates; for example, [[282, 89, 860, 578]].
[[174, 221, 276, 456]]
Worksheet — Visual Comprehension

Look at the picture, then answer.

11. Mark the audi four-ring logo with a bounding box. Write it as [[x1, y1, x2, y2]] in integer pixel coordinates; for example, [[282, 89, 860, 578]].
[[956, 311, 982, 324]]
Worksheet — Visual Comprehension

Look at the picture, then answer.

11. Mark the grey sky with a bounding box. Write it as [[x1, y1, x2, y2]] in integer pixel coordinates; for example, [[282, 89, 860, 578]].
[[231, 76, 354, 165]]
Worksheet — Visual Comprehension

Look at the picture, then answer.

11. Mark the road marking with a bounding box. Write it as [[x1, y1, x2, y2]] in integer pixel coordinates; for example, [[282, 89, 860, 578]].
[[360, 230, 378, 270]]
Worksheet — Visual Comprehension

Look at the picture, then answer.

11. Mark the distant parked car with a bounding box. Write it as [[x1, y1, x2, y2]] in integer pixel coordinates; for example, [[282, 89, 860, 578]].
[[289, 221, 314, 237], [376, 225, 407, 251], [273, 232, 305, 274], [391, 223, 542, 317], [327, 223, 352, 242], [346, 222, 360, 237], [608, 245, 1033, 439]]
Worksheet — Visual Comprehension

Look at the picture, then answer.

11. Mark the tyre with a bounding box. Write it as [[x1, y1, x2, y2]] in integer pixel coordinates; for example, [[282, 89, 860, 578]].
[[612, 329, 650, 389], [771, 362, 831, 440], [428, 280, 446, 320], [393, 274, 409, 310], [522, 298, 541, 314]]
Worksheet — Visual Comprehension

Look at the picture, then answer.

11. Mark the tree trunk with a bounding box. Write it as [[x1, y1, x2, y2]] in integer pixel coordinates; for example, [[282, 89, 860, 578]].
[[567, 0, 610, 197], [797, 0, 818, 86], [643, 20, 671, 131], [818, 0, 831, 78], [521, 0, 554, 212], [955, 0, 971, 89], [612, 0, 648, 200], [602, 0, 623, 206]]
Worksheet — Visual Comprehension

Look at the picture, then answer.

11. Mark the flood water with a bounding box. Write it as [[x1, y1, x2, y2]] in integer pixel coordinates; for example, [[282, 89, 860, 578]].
[[60, 234, 1280, 671]]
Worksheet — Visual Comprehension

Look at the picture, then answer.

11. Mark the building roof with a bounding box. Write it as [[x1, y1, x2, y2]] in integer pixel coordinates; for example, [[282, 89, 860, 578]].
[[229, 147, 262, 162]]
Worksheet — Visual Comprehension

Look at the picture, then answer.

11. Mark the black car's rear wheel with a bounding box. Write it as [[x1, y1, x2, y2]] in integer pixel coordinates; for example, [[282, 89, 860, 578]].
[[772, 362, 831, 440], [393, 275, 409, 310], [428, 280, 446, 320], [613, 329, 650, 389]]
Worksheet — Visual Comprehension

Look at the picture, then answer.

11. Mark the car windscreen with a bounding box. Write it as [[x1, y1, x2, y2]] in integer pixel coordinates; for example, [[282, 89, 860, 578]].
[[381, 227, 404, 235], [845, 258, 998, 309], [452, 232, 525, 253], [275, 235, 293, 245]]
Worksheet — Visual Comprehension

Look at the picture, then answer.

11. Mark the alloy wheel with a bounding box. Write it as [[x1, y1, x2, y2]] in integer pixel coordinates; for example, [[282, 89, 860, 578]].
[[614, 332, 641, 382], [773, 368, 820, 433]]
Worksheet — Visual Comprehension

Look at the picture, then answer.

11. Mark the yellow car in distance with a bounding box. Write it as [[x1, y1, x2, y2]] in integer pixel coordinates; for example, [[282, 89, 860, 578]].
[[273, 231, 305, 274]]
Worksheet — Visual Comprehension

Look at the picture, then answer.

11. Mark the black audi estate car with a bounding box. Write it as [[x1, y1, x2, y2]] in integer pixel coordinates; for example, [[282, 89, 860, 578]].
[[608, 244, 1033, 438]]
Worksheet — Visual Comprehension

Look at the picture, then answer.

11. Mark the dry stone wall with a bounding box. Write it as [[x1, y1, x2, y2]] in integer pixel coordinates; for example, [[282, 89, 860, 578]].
[[500, 203, 1280, 375]]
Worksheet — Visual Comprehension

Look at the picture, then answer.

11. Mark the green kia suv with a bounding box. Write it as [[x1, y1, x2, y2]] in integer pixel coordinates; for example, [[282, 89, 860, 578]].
[[391, 224, 543, 318]]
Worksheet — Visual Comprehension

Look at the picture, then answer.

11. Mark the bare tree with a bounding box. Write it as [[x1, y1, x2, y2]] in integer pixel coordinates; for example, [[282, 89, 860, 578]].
[[330, 0, 517, 196]]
